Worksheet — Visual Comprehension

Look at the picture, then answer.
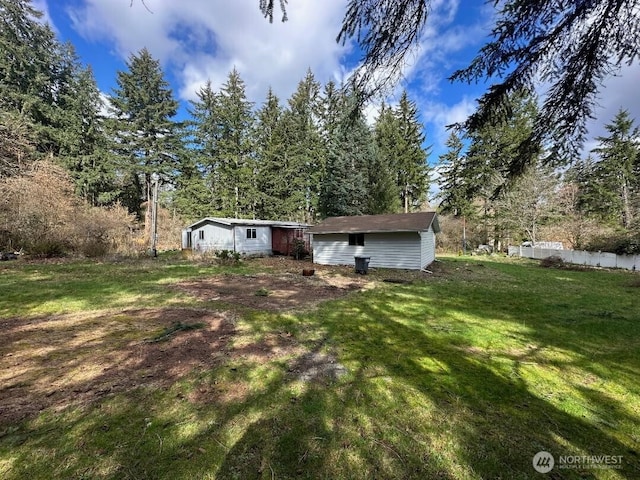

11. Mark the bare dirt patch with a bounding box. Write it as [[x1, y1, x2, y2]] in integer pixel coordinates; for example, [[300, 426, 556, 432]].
[[0, 308, 242, 425], [1, 262, 371, 425], [174, 271, 368, 311], [0, 304, 346, 425]]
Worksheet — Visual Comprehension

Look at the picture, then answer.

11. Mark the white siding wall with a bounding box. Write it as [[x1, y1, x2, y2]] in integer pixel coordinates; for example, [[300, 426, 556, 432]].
[[193, 224, 273, 254], [420, 227, 436, 267], [313, 232, 424, 269], [193, 224, 234, 252], [234, 226, 272, 255]]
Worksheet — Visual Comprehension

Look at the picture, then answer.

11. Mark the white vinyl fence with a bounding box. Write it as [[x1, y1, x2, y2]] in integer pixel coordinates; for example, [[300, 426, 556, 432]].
[[508, 246, 640, 271]]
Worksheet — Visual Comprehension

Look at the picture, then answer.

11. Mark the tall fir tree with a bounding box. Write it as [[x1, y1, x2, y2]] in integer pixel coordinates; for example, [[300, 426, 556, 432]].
[[57, 63, 116, 205], [371, 102, 404, 213], [374, 92, 430, 212], [436, 131, 473, 217], [109, 48, 183, 227], [0, 0, 63, 156], [394, 91, 430, 212], [183, 80, 220, 215], [280, 69, 324, 222], [209, 68, 256, 218], [319, 93, 373, 218], [462, 90, 541, 244], [318, 81, 342, 145], [254, 88, 289, 219], [171, 154, 211, 221], [587, 109, 640, 228]]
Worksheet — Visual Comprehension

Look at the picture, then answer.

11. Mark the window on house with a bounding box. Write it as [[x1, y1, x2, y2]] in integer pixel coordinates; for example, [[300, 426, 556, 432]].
[[348, 233, 364, 246], [198, 230, 205, 240], [246, 228, 257, 239]]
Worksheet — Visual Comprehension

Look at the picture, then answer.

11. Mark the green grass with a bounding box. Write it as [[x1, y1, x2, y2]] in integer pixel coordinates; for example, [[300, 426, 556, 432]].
[[0, 255, 251, 317], [1, 254, 639, 479]]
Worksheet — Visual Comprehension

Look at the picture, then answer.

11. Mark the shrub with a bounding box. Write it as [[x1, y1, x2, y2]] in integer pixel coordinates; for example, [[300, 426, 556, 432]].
[[435, 215, 486, 253], [73, 203, 136, 257], [540, 255, 564, 268], [585, 232, 640, 255], [215, 249, 241, 266], [0, 160, 76, 256], [291, 238, 309, 260], [29, 238, 69, 258], [0, 160, 137, 257]]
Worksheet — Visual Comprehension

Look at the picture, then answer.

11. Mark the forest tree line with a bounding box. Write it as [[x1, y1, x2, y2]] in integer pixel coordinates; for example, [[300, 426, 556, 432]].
[[1, 0, 639, 257], [436, 91, 640, 254], [0, 0, 430, 256]]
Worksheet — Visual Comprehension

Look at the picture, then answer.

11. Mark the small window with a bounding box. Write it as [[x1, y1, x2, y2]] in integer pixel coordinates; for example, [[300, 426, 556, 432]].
[[246, 228, 257, 239], [348, 233, 364, 246], [198, 230, 205, 240]]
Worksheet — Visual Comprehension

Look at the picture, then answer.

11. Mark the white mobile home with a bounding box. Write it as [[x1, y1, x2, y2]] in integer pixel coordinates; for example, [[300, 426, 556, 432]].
[[308, 212, 440, 270], [182, 218, 309, 255]]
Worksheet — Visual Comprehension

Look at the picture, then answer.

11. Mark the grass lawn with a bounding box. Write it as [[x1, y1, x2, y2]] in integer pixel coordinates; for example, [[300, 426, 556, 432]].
[[0, 253, 639, 479]]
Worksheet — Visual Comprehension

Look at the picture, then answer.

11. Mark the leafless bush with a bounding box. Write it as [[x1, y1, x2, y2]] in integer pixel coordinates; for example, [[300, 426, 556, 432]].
[[74, 204, 137, 257], [436, 215, 485, 253], [0, 160, 76, 255], [0, 159, 137, 257], [155, 205, 183, 251]]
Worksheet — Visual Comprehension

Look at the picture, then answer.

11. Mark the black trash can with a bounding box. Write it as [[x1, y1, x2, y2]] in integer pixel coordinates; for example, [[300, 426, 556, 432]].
[[354, 256, 371, 274]]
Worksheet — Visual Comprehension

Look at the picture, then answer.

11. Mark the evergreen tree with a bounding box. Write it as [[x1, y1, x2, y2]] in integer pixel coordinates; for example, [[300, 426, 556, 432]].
[[209, 68, 256, 218], [318, 81, 342, 144], [375, 92, 430, 212], [365, 144, 399, 214], [185, 80, 220, 214], [108, 48, 183, 223], [368, 103, 401, 214], [395, 91, 430, 211], [319, 94, 373, 218], [57, 64, 116, 205], [328, 0, 640, 164], [171, 154, 211, 221], [462, 90, 541, 245], [254, 88, 288, 219], [588, 109, 640, 228], [0, 0, 63, 155], [280, 70, 324, 222], [436, 131, 472, 217]]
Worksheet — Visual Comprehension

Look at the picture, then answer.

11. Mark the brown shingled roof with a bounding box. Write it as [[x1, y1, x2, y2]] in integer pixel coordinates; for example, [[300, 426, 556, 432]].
[[308, 212, 439, 234]]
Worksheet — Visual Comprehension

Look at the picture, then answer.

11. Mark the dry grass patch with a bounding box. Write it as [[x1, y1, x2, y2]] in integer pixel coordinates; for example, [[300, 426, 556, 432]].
[[174, 272, 369, 311], [0, 308, 235, 425]]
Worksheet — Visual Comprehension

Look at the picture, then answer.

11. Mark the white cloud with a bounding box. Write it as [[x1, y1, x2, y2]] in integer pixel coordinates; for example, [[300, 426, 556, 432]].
[[409, 0, 490, 95], [66, 0, 350, 105], [421, 96, 476, 153], [46, 0, 640, 165], [32, 0, 57, 32], [583, 62, 640, 154]]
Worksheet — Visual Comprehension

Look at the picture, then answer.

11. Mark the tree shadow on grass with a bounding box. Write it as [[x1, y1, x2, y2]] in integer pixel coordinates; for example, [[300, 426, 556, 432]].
[[2, 259, 639, 479], [209, 294, 640, 478], [331, 290, 637, 477]]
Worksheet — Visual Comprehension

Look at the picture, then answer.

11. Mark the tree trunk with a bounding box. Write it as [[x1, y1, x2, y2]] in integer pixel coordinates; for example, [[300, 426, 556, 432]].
[[621, 179, 633, 228], [404, 185, 409, 213]]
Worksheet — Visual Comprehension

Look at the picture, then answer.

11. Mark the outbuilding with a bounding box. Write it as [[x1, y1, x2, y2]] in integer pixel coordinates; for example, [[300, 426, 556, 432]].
[[182, 218, 309, 256], [308, 212, 440, 270]]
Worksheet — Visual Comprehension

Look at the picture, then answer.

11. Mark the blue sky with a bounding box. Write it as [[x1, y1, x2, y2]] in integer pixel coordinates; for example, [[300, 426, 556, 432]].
[[35, 0, 640, 162]]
